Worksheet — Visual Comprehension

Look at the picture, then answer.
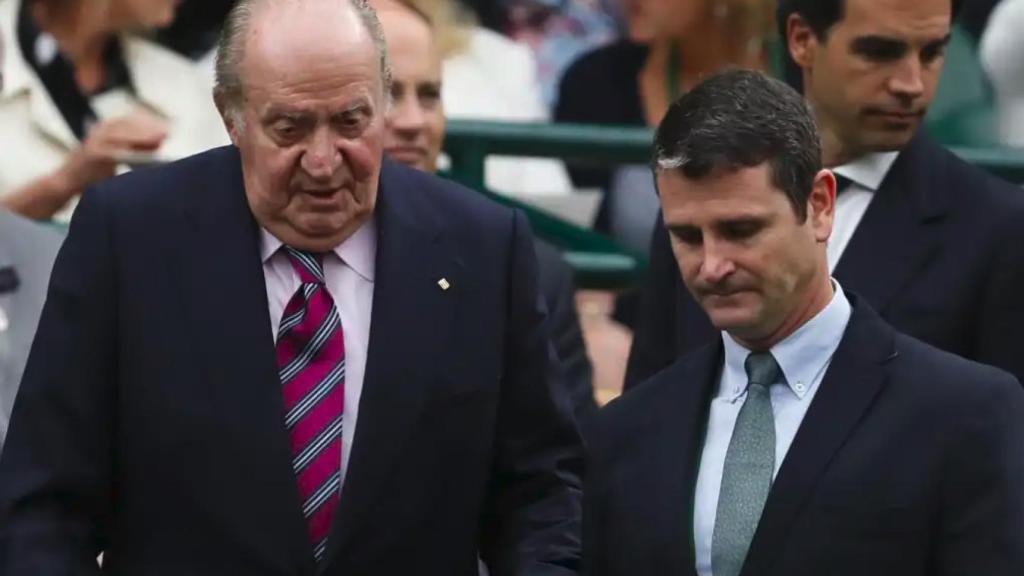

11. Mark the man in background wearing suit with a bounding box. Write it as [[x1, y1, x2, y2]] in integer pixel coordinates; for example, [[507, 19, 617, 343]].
[[625, 0, 1024, 389], [373, 0, 597, 431], [584, 69, 1024, 576], [0, 0, 583, 574], [0, 27, 64, 448]]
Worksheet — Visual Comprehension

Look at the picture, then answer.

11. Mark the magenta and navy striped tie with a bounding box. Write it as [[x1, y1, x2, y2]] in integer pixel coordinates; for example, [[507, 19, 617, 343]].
[[275, 247, 345, 563]]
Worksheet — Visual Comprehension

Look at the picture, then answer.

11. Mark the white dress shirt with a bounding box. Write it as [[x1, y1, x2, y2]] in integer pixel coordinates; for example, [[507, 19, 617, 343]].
[[827, 152, 899, 271], [260, 222, 377, 487], [693, 282, 853, 576]]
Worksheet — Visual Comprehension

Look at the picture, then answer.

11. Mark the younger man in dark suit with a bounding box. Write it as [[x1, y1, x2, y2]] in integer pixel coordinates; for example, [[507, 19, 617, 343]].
[[625, 0, 1024, 389], [584, 69, 1024, 576]]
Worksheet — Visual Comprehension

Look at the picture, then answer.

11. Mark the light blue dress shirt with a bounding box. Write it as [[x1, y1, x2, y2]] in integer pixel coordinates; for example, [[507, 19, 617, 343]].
[[693, 282, 853, 576]]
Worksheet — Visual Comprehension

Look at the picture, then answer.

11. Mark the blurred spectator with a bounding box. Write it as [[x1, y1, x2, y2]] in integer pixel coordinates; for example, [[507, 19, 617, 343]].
[[433, 0, 577, 198], [981, 0, 1024, 147], [505, 0, 620, 108], [374, 0, 599, 427], [555, 0, 774, 250], [0, 27, 63, 449], [0, 0, 229, 222]]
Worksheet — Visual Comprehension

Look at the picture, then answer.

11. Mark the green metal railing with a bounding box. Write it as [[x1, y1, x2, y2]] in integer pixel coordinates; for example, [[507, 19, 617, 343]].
[[445, 120, 1024, 188], [443, 120, 1024, 289]]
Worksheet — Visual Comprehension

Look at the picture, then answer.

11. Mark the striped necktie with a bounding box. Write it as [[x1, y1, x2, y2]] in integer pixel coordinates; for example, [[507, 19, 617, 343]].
[[276, 247, 345, 563]]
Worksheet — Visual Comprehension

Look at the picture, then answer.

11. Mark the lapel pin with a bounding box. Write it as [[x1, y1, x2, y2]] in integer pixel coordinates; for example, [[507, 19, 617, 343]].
[[437, 278, 451, 291]]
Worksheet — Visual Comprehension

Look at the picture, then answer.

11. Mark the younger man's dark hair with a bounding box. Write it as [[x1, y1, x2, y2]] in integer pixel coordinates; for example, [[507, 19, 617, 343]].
[[653, 69, 822, 222]]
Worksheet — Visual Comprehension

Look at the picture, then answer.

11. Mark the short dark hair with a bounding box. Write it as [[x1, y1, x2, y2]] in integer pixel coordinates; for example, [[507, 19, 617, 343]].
[[652, 69, 822, 222], [777, 0, 962, 41], [777, 0, 962, 89]]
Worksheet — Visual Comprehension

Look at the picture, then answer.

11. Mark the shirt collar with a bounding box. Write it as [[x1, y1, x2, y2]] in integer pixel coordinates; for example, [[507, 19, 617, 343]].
[[720, 281, 852, 401], [832, 151, 899, 192], [260, 218, 377, 283]]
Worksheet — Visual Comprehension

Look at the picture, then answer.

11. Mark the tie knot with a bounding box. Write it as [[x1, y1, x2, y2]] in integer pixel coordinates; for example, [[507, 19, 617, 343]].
[[284, 247, 326, 285], [744, 352, 781, 389]]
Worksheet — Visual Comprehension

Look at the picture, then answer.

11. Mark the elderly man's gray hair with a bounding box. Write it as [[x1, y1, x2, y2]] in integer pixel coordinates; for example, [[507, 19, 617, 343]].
[[213, 0, 392, 111]]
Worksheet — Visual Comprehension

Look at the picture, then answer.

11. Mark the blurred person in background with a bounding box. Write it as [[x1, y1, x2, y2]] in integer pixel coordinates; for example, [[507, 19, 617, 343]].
[[555, 0, 775, 254], [981, 0, 1024, 147], [374, 0, 598, 428], [0, 26, 63, 450], [0, 0, 228, 222], [503, 0, 620, 108], [418, 0, 577, 198], [625, 0, 1024, 393]]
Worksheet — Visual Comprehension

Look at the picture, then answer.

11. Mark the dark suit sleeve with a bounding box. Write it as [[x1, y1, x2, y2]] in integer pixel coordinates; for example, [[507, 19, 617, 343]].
[[480, 211, 584, 576], [535, 242, 597, 436], [936, 371, 1024, 575], [0, 189, 115, 574], [974, 215, 1024, 385], [623, 215, 680, 389]]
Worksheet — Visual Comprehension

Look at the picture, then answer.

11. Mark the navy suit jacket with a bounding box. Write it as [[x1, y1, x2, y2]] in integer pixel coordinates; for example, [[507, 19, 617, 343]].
[[0, 147, 583, 575], [534, 241, 597, 434], [625, 132, 1024, 389], [585, 295, 1024, 576]]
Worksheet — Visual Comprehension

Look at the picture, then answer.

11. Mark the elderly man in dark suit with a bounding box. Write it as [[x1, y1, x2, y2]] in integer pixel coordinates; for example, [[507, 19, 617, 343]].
[[585, 69, 1024, 576], [625, 0, 1024, 390], [0, 0, 583, 574], [0, 27, 63, 448]]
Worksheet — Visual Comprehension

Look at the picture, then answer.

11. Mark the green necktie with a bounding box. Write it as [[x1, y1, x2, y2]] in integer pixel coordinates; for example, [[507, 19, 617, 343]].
[[711, 351, 781, 576]]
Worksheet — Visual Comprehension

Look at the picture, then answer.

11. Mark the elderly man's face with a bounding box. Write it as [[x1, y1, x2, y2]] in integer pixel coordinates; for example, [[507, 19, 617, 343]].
[[222, 2, 385, 252], [378, 1, 445, 173]]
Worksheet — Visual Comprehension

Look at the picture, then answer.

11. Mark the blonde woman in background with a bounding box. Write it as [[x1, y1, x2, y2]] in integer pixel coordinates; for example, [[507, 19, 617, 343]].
[[402, 0, 576, 198]]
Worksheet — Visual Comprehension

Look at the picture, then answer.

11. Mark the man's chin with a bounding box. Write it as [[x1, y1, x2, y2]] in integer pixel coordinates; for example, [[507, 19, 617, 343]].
[[862, 123, 919, 152], [268, 215, 362, 252]]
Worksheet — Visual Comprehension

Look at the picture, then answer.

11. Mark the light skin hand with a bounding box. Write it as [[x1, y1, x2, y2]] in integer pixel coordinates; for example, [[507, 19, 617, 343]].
[[3, 111, 168, 219], [58, 111, 169, 192]]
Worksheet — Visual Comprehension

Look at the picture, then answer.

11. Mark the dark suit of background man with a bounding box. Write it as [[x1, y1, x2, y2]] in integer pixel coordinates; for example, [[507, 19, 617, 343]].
[[625, 0, 1024, 389], [0, 0, 583, 574], [584, 69, 1024, 576]]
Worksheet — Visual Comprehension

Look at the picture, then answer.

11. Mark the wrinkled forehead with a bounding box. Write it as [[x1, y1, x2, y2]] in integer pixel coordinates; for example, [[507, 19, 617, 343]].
[[241, 1, 382, 90]]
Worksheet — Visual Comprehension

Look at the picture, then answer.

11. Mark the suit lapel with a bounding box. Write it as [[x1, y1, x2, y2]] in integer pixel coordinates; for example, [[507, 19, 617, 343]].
[[740, 296, 896, 575], [833, 135, 951, 315], [175, 148, 315, 573], [645, 344, 720, 575], [324, 162, 461, 565]]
